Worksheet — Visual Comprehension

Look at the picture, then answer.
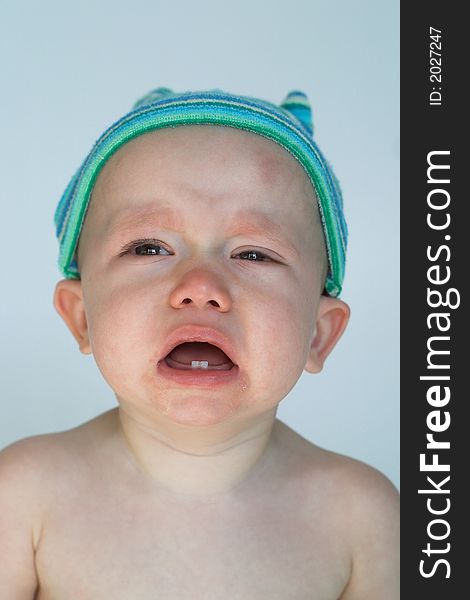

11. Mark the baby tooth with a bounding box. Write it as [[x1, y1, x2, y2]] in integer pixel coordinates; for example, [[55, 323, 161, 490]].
[[191, 360, 209, 369]]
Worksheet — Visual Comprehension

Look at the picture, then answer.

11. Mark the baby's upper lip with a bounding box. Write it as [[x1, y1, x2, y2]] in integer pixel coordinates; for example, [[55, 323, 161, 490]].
[[158, 325, 238, 366]]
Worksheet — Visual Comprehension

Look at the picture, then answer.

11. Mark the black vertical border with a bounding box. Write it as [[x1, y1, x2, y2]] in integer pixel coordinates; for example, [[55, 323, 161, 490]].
[[401, 3, 465, 597]]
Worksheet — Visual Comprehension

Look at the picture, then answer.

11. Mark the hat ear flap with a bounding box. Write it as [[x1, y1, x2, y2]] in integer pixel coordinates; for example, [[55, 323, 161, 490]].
[[280, 90, 314, 136], [133, 87, 175, 110]]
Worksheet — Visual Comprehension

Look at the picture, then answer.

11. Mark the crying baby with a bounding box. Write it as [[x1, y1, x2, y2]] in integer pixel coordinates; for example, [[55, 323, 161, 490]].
[[0, 88, 399, 599]]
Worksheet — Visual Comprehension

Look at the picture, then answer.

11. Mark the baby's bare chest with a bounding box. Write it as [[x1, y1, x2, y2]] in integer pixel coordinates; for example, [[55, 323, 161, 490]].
[[35, 491, 350, 600]]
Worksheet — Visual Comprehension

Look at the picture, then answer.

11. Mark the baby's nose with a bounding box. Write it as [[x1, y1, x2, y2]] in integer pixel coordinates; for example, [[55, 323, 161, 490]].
[[169, 267, 232, 312]]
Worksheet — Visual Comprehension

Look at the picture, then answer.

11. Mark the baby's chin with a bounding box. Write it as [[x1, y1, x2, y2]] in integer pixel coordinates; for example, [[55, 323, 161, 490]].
[[157, 391, 242, 427], [114, 377, 280, 433], [115, 384, 249, 429]]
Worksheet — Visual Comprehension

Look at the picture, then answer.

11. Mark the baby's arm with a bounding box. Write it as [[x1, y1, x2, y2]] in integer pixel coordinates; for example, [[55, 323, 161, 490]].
[[0, 441, 41, 598], [339, 463, 400, 600]]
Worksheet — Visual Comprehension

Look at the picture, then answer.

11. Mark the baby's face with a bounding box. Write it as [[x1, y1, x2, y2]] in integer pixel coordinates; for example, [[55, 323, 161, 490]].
[[72, 125, 332, 426]]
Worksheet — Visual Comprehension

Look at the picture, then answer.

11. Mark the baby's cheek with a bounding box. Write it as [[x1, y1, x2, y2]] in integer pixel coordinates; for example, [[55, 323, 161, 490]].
[[86, 289, 154, 383], [254, 305, 309, 382]]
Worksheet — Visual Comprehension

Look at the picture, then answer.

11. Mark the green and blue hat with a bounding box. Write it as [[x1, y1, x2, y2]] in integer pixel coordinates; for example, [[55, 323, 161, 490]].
[[54, 87, 347, 296]]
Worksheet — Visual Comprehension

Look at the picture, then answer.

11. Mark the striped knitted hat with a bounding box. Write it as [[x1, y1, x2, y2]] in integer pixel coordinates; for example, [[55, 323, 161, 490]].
[[55, 87, 347, 296]]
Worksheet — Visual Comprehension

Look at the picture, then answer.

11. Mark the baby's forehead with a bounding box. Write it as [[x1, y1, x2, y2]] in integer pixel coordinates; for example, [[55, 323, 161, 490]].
[[90, 125, 319, 224], [101, 126, 311, 186]]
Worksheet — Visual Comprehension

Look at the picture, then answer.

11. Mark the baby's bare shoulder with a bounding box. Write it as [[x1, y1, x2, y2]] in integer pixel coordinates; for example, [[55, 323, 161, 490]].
[[312, 452, 399, 600], [307, 443, 399, 514], [0, 409, 118, 493], [0, 431, 77, 498], [0, 413, 117, 596], [0, 433, 56, 537], [273, 421, 399, 599], [274, 419, 399, 506], [323, 455, 399, 599], [0, 428, 85, 596]]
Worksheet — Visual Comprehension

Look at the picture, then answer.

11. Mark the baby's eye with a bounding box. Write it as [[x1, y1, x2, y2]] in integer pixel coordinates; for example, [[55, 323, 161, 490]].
[[134, 243, 170, 256], [119, 239, 173, 257], [233, 250, 273, 262]]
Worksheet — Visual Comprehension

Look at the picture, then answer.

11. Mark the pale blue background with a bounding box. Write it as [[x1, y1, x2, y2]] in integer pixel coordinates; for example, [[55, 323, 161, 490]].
[[1, 0, 399, 488]]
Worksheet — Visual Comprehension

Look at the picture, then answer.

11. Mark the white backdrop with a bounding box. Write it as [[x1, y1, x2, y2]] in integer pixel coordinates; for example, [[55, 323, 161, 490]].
[[1, 0, 399, 488]]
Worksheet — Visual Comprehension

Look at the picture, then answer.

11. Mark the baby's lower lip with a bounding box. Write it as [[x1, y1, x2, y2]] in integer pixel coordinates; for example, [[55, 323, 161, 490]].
[[156, 358, 240, 387]]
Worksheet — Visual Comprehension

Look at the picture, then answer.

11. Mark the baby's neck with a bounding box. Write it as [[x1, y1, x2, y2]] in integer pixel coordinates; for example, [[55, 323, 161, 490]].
[[115, 406, 278, 498]]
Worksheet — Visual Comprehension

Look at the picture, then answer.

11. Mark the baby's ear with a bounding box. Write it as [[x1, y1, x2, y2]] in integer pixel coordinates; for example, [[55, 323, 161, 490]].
[[53, 280, 92, 354], [305, 296, 350, 374]]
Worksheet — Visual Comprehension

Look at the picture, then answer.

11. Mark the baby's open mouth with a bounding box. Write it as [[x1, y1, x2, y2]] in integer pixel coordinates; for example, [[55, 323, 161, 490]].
[[164, 342, 235, 371]]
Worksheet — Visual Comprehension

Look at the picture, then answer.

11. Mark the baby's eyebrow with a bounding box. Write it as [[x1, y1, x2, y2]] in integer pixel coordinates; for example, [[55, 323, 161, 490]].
[[106, 205, 299, 257], [226, 210, 300, 257], [227, 209, 283, 237], [107, 205, 183, 236]]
